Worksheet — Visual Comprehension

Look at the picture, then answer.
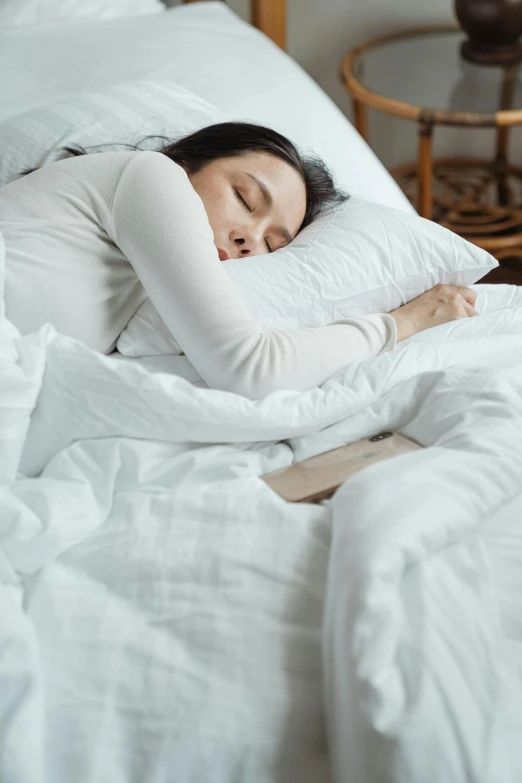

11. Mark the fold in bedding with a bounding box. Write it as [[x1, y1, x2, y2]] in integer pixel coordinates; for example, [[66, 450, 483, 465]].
[[1, 220, 522, 783]]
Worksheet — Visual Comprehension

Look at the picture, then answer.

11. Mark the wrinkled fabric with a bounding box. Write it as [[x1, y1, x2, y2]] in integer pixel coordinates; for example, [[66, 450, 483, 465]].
[[1, 227, 522, 783]]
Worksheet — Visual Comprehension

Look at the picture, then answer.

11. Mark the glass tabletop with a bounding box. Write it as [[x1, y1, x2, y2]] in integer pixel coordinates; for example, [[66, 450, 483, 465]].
[[353, 29, 522, 116]]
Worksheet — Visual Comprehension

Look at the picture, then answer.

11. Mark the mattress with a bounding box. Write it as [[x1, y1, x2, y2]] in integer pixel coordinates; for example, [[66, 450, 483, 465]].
[[0, 1, 415, 213]]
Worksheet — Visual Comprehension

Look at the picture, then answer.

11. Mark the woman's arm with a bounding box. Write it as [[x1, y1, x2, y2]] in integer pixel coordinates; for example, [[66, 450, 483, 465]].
[[107, 151, 396, 399]]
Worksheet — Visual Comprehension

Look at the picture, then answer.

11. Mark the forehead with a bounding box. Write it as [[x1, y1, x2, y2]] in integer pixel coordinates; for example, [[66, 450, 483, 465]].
[[223, 151, 301, 185]]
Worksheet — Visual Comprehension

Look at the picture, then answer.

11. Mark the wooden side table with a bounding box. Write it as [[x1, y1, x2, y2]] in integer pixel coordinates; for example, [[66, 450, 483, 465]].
[[341, 25, 522, 281]]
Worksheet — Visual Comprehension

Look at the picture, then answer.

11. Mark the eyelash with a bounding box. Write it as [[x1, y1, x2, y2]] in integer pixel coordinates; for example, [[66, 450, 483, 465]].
[[234, 187, 272, 253]]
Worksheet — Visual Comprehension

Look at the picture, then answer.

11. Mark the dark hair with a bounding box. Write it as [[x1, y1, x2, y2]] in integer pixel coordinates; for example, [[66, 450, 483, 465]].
[[21, 121, 349, 231]]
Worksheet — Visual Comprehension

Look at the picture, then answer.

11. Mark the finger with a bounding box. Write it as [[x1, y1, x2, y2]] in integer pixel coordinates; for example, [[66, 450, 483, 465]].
[[462, 301, 479, 317], [462, 289, 478, 307], [454, 286, 477, 306]]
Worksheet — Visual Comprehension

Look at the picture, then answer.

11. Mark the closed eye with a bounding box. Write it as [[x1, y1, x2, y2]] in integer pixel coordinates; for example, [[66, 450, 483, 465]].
[[234, 187, 252, 212], [235, 187, 273, 253]]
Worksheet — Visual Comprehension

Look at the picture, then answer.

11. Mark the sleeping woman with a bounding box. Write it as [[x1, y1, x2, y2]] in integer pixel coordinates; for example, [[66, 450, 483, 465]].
[[0, 121, 479, 399]]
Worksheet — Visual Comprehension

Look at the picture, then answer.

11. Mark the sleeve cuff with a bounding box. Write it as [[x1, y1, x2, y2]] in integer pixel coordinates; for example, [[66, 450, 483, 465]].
[[359, 312, 397, 354]]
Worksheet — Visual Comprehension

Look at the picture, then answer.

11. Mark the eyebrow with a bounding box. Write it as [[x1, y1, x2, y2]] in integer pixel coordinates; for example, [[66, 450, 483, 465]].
[[244, 172, 294, 245]]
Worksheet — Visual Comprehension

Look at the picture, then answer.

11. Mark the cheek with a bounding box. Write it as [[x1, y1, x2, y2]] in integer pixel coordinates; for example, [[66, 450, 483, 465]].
[[203, 186, 239, 232]]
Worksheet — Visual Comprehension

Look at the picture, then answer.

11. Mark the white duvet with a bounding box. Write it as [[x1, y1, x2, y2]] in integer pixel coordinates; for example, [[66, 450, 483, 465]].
[[1, 223, 522, 782]]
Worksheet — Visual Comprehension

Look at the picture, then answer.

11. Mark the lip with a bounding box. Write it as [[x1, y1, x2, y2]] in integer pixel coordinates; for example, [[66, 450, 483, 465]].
[[217, 248, 229, 261]]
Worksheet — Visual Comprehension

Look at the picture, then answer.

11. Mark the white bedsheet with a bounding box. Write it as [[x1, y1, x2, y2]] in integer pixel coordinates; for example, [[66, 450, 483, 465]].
[[0, 1, 414, 213], [1, 219, 522, 782]]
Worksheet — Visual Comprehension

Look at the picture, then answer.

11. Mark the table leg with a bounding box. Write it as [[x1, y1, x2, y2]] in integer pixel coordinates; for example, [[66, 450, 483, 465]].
[[495, 65, 517, 206], [418, 120, 434, 220], [352, 98, 368, 143], [494, 126, 511, 206]]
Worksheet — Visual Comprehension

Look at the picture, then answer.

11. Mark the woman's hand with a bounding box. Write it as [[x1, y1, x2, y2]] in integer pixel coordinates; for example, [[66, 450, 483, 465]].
[[389, 283, 479, 343]]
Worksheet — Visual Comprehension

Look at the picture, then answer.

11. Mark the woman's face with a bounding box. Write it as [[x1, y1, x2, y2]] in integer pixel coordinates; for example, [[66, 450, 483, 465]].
[[187, 151, 307, 261]]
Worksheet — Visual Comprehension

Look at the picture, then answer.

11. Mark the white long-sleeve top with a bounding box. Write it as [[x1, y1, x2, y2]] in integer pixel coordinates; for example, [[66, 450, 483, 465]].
[[0, 150, 397, 398]]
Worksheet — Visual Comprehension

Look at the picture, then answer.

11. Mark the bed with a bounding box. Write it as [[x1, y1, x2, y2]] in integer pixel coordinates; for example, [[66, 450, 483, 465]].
[[1, 2, 522, 783]]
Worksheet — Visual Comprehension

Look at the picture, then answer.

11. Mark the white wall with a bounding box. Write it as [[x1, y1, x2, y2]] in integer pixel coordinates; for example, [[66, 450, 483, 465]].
[[166, 0, 522, 170]]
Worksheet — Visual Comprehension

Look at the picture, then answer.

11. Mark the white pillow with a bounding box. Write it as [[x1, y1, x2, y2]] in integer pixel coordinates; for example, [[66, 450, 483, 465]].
[[0, 79, 227, 187], [0, 0, 164, 27], [116, 197, 498, 357]]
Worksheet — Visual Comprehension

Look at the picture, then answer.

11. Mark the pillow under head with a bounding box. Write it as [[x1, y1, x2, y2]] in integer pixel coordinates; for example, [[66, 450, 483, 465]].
[[116, 196, 498, 357]]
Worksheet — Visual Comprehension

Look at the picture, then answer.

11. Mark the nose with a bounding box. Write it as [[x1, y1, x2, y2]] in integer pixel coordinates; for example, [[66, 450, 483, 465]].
[[234, 237, 252, 256], [230, 226, 264, 257]]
